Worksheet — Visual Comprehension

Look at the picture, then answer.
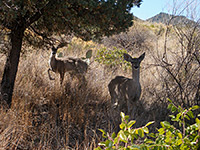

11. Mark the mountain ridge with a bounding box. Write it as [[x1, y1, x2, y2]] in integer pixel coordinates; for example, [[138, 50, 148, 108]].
[[145, 12, 198, 26]]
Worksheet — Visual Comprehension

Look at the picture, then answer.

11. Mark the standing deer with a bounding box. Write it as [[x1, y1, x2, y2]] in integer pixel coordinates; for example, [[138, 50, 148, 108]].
[[48, 44, 88, 85], [108, 52, 145, 115]]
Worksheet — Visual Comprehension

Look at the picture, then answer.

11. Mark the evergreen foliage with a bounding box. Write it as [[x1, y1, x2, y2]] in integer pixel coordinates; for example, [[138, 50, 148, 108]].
[[0, 0, 142, 41], [0, 0, 142, 107]]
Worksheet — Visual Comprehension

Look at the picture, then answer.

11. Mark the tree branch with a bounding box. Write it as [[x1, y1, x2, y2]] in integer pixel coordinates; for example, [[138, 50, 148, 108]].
[[25, 0, 55, 28]]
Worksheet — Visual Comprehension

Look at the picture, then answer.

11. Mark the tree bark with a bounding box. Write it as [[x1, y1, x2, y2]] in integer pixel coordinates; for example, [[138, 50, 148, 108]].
[[1, 27, 24, 108]]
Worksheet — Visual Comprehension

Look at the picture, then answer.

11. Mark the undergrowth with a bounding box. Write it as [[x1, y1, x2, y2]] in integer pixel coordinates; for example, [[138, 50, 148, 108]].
[[95, 100, 200, 150]]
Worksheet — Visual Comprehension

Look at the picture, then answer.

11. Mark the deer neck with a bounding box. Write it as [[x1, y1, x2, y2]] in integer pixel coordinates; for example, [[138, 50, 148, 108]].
[[50, 52, 56, 61], [49, 53, 57, 68], [132, 68, 140, 83]]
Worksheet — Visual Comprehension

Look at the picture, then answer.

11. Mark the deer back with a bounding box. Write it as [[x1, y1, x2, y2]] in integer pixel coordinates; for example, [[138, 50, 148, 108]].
[[68, 57, 88, 74]]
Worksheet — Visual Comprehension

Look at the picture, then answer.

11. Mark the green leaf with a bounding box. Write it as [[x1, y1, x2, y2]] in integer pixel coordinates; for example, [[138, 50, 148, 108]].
[[145, 121, 155, 127], [192, 105, 200, 110], [169, 115, 176, 121], [105, 140, 113, 148], [138, 129, 144, 138], [178, 105, 183, 112], [167, 98, 172, 103], [119, 131, 127, 143], [193, 135, 200, 143], [120, 112, 125, 120], [111, 132, 116, 139], [120, 122, 126, 129], [144, 138, 154, 144], [171, 105, 177, 113], [176, 139, 183, 145], [142, 126, 149, 134], [168, 103, 173, 110], [161, 121, 171, 128], [187, 110, 194, 118], [177, 132, 182, 139], [99, 129, 107, 138], [196, 118, 200, 124], [127, 120, 136, 128], [148, 133, 156, 138], [175, 113, 181, 121], [158, 128, 165, 135], [169, 115, 175, 119], [134, 129, 138, 135], [185, 115, 190, 120], [125, 115, 130, 121], [165, 134, 171, 143], [113, 137, 119, 145]]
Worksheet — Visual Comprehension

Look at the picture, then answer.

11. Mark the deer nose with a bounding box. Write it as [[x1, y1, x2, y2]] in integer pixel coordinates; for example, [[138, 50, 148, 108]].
[[134, 66, 139, 69]]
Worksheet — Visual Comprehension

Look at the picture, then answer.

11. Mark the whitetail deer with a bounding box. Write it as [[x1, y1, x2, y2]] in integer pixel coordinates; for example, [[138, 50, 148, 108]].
[[48, 44, 88, 85], [108, 52, 145, 115]]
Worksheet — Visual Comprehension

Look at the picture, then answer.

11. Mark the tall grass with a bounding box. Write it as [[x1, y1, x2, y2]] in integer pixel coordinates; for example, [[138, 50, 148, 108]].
[[0, 37, 169, 149], [1, 20, 199, 149], [0, 42, 114, 149]]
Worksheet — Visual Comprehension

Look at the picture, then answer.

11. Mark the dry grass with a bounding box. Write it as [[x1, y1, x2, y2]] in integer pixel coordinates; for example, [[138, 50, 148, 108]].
[[0, 40, 115, 149], [0, 35, 170, 150], [0, 20, 199, 149]]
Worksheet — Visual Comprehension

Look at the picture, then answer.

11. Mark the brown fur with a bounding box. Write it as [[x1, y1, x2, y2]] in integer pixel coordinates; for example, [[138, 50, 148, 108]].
[[48, 46, 88, 85], [108, 53, 145, 115]]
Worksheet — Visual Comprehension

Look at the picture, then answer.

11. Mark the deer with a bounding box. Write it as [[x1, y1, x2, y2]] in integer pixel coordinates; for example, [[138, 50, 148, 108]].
[[108, 52, 145, 115], [48, 44, 88, 85]]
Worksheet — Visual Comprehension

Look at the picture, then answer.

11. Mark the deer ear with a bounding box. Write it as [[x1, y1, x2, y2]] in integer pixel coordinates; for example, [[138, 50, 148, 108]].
[[139, 52, 145, 61], [123, 53, 133, 62]]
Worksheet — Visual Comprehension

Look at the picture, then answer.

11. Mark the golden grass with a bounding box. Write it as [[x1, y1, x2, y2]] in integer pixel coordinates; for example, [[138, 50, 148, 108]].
[[0, 20, 199, 149], [0, 36, 167, 149], [0, 41, 116, 149]]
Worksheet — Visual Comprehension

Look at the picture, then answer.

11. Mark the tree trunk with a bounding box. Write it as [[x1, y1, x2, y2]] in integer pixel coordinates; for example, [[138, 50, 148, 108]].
[[1, 27, 24, 108]]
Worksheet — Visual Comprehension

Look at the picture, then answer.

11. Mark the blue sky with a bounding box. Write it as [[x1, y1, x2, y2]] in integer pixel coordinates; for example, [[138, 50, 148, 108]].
[[131, 0, 200, 21], [131, 0, 172, 20]]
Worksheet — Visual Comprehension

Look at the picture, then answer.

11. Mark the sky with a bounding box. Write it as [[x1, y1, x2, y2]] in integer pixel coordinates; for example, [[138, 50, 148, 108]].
[[131, 0, 200, 21], [131, 0, 173, 20]]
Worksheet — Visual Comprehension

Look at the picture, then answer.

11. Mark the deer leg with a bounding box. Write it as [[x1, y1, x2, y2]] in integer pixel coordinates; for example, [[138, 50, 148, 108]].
[[48, 68, 55, 80], [60, 72, 65, 85]]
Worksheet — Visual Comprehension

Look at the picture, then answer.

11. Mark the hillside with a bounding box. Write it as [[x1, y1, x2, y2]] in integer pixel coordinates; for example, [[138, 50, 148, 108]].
[[147, 12, 198, 26]]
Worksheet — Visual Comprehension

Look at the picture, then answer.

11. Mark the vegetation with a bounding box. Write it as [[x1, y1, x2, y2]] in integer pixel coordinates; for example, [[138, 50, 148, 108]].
[[95, 47, 131, 70], [0, 0, 199, 149], [0, 0, 142, 107], [95, 100, 200, 150]]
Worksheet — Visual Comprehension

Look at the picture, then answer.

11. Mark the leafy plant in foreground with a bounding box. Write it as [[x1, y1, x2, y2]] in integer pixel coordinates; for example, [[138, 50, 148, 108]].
[[95, 112, 154, 150], [95, 100, 200, 150], [146, 99, 200, 150]]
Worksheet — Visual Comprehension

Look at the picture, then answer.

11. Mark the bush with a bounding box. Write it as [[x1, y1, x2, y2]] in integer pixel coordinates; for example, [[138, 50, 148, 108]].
[[95, 100, 200, 150], [95, 47, 131, 70]]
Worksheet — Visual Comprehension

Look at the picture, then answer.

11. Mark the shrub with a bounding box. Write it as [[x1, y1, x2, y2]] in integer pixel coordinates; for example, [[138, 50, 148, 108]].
[[95, 100, 200, 150], [95, 47, 131, 70], [95, 112, 154, 150]]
